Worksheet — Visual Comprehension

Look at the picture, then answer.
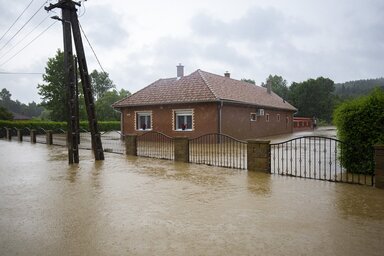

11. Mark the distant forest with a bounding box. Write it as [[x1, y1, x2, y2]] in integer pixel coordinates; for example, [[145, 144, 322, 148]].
[[334, 78, 384, 99]]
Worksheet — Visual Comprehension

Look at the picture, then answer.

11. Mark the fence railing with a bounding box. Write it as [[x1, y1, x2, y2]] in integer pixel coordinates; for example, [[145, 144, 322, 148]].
[[137, 131, 174, 160], [270, 136, 374, 185], [189, 133, 247, 169], [1, 127, 382, 187]]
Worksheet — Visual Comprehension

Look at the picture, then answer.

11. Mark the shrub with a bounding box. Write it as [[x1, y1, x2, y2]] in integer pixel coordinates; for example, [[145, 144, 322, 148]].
[[0, 120, 120, 137], [333, 88, 384, 174]]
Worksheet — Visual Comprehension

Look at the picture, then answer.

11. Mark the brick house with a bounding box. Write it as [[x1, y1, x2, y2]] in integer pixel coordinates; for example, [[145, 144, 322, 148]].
[[113, 66, 297, 140]]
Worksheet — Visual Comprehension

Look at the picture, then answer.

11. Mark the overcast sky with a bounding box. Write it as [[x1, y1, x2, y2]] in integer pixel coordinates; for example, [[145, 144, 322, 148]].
[[0, 0, 383, 104]]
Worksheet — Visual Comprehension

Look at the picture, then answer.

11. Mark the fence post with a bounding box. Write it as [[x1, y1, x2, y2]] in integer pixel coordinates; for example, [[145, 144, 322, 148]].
[[46, 130, 53, 145], [125, 134, 137, 156], [17, 129, 23, 142], [174, 137, 189, 162], [374, 144, 384, 189], [247, 140, 271, 172], [30, 129, 36, 144], [6, 128, 12, 140]]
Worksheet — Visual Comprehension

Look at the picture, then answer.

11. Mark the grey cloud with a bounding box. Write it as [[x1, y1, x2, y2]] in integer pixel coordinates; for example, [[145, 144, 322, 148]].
[[79, 6, 129, 48]]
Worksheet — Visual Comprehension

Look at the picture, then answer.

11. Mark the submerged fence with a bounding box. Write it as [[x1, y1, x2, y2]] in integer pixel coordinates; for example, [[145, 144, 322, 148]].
[[1, 127, 382, 187], [189, 133, 247, 169], [270, 136, 374, 185]]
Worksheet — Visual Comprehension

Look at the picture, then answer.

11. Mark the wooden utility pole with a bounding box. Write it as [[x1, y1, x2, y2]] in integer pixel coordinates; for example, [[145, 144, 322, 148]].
[[46, 0, 104, 162]]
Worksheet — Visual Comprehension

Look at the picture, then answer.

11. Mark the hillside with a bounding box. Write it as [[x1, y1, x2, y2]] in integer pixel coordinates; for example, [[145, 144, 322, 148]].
[[334, 78, 384, 99]]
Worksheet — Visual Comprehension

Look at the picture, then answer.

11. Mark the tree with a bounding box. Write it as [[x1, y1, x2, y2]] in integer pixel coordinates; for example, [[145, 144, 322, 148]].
[[333, 88, 384, 174], [289, 77, 335, 122], [90, 70, 116, 100], [241, 78, 255, 85], [0, 106, 13, 120], [37, 49, 66, 121], [261, 75, 289, 100], [95, 89, 130, 121]]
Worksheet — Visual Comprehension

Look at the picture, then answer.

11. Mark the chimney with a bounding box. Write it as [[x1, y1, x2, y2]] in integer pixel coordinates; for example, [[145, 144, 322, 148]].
[[267, 80, 272, 94], [224, 71, 230, 78], [177, 63, 184, 78]]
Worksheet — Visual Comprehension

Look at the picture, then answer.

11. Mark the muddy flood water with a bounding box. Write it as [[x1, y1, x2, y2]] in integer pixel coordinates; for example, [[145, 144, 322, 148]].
[[1, 139, 384, 255]]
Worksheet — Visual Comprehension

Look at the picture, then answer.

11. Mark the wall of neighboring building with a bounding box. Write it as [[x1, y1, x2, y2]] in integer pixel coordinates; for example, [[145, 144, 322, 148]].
[[220, 103, 294, 140], [293, 117, 314, 132], [120, 102, 218, 138]]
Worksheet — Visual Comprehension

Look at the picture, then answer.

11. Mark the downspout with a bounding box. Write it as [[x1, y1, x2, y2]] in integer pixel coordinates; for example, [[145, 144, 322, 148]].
[[218, 101, 223, 134]]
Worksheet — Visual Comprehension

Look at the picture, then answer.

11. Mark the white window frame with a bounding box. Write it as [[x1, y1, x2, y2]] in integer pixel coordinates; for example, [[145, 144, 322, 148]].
[[173, 109, 194, 131], [135, 111, 152, 131]]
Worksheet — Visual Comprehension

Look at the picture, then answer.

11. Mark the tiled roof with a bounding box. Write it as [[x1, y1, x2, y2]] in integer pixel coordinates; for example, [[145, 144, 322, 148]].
[[113, 69, 297, 111]]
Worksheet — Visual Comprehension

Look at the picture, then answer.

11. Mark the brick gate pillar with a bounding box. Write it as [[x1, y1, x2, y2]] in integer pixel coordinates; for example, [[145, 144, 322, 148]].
[[5, 128, 12, 140], [174, 137, 189, 163], [46, 130, 53, 145], [125, 134, 137, 156], [30, 129, 36, 144], [17, 129, 23, 142], [374, 144, 384, 189], [247, 140, 271, 172]]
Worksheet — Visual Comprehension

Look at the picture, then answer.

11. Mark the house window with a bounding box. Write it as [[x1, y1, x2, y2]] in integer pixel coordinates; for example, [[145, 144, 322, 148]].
[[266, 113, 270, 122], [136, 111, 152, 130], [277, 114, 280, 121], [250, 113, 257, 121], [174, 109, 193, 131]]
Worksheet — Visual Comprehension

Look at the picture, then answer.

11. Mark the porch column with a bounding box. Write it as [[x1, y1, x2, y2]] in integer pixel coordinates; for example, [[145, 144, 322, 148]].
[[374, 144, 384, 189], [125, 134, 137, 156], [174, 137, 189, 163], [247, 140, 271, 172]]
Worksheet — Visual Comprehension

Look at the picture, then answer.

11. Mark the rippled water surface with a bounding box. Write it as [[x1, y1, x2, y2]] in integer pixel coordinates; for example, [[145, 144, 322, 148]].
[[0, 139, 383, 255]]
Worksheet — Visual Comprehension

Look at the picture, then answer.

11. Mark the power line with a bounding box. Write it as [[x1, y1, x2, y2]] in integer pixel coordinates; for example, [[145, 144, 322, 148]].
[[0, 14, 51, 61], [0, 21, 57, 67], [0, 71, 43, 75], [0, 0, 47, 54], [79, 22, 106, 73], [0, 0, 35, 44]]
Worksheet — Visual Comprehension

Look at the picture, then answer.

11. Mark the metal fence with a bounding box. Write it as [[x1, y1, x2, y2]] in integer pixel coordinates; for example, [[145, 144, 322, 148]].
[[189, 133, 247, 169], [137, 131, 174, 160], [270, 136, 374, 185]]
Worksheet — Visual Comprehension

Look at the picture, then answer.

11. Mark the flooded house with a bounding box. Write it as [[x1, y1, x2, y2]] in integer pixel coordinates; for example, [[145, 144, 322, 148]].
[[112, 65, 297, 140]]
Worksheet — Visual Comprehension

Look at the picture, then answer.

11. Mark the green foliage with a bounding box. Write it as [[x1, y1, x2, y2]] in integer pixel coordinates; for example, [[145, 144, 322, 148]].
[[0, 106, 13, 120], [289, 77, 335, 122], [241, 78, 255, 85], [333, 88, 384, 174], [96, 89, 130, 121], [37, 49, 66, 121], [0, 88, 43, 118], [262, 75, 290, 100], [90, 70, 116, 100], [334, 78, 384, 99]]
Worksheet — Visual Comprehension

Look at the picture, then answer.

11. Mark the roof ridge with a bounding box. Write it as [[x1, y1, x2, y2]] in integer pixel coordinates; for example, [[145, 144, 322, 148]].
[[197, 69, 219, 100]]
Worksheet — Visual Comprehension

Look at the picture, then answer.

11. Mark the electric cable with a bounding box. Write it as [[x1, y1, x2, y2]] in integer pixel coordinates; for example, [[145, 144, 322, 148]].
[[0, 21, 57, 67], [79, 22, 106, 73], [0, 0, 47, 53], [0, 0, 35, 44]]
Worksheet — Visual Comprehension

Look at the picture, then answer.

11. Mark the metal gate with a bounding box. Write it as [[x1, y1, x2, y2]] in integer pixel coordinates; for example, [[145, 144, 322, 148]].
[[270, 136, 374, 185]]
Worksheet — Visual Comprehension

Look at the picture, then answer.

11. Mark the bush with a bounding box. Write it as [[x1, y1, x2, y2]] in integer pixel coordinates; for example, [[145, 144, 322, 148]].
[[333, 88, 384, 174], [0, 120, 120, 137]]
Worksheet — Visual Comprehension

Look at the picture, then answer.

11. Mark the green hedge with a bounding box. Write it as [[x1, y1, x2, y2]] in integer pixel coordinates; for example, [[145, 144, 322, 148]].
[[0, 120, 120, 137], [333, 88, 384, 174]]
